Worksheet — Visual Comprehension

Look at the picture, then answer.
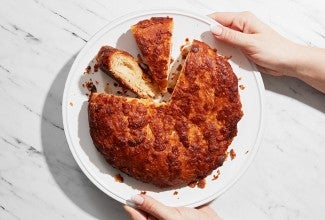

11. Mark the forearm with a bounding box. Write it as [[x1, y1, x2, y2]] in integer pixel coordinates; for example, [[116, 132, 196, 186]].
[[288, 44, 325, 93]]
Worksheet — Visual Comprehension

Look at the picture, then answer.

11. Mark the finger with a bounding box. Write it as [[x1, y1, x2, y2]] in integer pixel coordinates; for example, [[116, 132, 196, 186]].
[[131, 194, 178, 220], [208, 12, 241, 27], [197, 205, 221, 219], [209, 11, 266, 33], [148, 215, 158, 220], [210, 24, 253, 48], [124, 205, 147, 220]]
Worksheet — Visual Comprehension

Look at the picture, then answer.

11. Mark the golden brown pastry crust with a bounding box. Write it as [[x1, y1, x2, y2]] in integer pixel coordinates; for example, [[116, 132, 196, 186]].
[[131, 17, 173, 93], [96, 46, 158, 98], [88, 40, 243, 188]]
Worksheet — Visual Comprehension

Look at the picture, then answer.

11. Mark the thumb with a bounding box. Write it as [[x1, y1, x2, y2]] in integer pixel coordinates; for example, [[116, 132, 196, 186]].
[[210, 24, 252, 48], [129, 194, 178, 220]]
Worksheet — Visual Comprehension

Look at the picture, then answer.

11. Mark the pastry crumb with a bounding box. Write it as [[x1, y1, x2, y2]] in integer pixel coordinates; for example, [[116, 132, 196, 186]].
[[104, 85, 111, 93], [114, 174, 124, 183], [225, 55, 232, 60], [212, 170, 221, 181], [230, 149, 236, 160], [137, 54, 143, 64], [173, 191, 178, 195], [188, 182, 196, 188], [84, 65, 91, 74], [225, 151, 229, 160], [239, 84, 245, 90], [69, 102, 74, 106], [85, 81, 97, 93], [94, 63, 99, 72], [197, 178, 206, 189]]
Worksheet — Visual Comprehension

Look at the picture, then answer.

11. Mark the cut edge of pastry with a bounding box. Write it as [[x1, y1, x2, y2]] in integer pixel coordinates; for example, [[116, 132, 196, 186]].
[[96, 46, 159, 99]]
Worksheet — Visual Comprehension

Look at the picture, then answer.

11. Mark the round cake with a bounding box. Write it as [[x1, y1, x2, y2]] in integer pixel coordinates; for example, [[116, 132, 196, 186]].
[[88, 40, 243, 188]]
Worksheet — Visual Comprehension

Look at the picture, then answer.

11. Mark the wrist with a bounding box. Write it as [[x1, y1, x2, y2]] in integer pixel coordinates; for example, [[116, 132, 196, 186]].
[[284, 44, 325, 92], [282, 43, 306, 78]]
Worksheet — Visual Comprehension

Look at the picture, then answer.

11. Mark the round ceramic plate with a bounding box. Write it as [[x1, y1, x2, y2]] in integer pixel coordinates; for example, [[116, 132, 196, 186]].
[[62, 9, 265, 208]]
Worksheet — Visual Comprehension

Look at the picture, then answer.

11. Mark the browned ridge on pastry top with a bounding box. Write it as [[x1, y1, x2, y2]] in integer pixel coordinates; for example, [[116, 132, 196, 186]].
[[88, 40, 243, 188], [131, 17, 173, 93]]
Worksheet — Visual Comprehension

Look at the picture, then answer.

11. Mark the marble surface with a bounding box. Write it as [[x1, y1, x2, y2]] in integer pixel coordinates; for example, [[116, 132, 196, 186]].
[[0, 0, 324, 219]]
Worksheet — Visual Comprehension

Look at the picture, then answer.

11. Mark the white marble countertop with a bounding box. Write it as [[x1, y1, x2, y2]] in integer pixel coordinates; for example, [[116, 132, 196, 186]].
[[1, 0, 324, 219]]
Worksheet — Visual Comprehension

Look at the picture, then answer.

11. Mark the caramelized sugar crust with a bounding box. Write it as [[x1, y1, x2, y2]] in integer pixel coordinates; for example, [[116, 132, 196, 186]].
[[131, 17, 173, 93], [88, 40, 243, 188]]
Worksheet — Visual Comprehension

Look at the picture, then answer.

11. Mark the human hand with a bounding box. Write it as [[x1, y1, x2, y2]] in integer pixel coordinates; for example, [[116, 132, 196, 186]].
[[209, 11, 325, 93], [208, 11, 301, 77], [124, 194, 220, 220]]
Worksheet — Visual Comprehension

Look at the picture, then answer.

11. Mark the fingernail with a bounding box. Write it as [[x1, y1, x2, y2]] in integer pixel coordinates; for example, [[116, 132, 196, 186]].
[[131, 195, 144, 205], [125, 199, 137, 208], [210, 24, 222, 35]]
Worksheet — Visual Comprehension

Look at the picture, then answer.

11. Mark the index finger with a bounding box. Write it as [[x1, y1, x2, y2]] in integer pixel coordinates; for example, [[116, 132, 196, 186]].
[[208, 11, 268, 33], [208, 12, 241, 26], [132, 195, 178, 220]]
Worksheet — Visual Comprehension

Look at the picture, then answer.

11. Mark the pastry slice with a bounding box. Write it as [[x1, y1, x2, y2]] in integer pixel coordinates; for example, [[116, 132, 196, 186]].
[[131, 17, 173, 93], [96, 46, 158, 98]]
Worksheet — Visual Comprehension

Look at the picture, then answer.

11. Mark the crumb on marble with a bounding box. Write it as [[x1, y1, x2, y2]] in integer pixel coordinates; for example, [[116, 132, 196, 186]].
[[69, 102, 74, 106], [239, 84, 245, 90]]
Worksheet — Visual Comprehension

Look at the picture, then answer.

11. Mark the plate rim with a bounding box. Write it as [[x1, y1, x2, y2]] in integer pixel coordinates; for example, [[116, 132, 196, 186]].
[[62, 8, 265, 207]]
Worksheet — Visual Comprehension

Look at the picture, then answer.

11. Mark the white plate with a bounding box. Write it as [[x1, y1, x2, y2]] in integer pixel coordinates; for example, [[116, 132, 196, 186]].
[[62, 9, 265, 208]]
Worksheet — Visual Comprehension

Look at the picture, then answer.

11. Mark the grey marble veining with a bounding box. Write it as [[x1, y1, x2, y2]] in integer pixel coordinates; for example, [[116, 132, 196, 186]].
[[0, 0, 324, 219]]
